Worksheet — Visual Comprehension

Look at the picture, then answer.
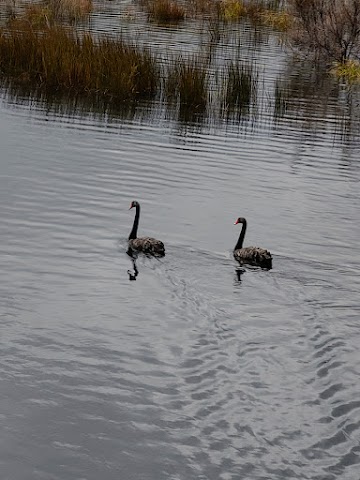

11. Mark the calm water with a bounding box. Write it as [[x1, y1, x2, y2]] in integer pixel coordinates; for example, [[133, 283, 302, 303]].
[[1, 5, 360, 480]]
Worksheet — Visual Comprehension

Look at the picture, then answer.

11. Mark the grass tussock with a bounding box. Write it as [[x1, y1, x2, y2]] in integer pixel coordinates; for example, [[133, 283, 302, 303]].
[[219, 0, 288, 27], [7, 0, 92, 27], [220, 0, 246, 20], [331, 60, 360, 82], [51, 0, 93, 21], [223, 61, 258, 113], [147, 0, 185, 23], [0, 26, 159, 102], [261, 10, 292, 31], [166, 57, 208, 111]]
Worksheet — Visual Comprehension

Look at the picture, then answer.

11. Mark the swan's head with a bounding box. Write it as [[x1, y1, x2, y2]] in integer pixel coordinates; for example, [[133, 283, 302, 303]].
[[234, 217, 246, 225], [129, 200, 139, 210]]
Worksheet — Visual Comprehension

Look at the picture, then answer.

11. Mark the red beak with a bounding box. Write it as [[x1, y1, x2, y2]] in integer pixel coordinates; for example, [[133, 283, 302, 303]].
[[234, 219, 239, 225], [129, 203, 133, 210]]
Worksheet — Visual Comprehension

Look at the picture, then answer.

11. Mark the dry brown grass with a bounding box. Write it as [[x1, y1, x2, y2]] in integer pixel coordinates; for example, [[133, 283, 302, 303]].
[[6, 0, 93, 27], [52, 0, 93, 21], [147, 0, 185, 23], [0, 26, 159, 102], [261, 10, 292, 31]]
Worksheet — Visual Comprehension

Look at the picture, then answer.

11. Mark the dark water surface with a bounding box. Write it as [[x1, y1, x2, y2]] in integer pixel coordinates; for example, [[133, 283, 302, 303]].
[[1, 5, 360, 480]]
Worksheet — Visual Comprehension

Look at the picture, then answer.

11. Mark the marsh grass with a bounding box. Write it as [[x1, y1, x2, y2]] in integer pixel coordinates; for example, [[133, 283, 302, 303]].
[[6, 0, 92, 27], [49, 0, 93, 22], [223, 61, 258, 115], [273, 79, 289, 120], [146, 0, 185, 23], [0, 26, 159, 102], [186, 0, 221, 17], [261, 10, 291, 31], [166, 56, 208, 112], [20, 4, 54, 27], [220, 0, 245, 20], [331, 61, 360, 82], [141, 0, 287, 26], [219, 0, 285, 23]]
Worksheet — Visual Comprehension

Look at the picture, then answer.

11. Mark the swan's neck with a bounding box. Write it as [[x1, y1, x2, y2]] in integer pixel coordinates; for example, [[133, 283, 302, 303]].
[[235, 220, 247, 250], [129, 204, 140, 240]]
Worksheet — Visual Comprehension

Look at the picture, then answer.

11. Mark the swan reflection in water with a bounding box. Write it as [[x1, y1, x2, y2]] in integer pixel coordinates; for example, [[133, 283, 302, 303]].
[[127, 255, 139, 281], [235, 266, 246, 282]]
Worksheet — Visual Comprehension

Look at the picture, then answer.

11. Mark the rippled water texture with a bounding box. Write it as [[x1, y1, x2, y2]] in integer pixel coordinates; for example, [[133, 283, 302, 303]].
[[1, 3, 360, 479]]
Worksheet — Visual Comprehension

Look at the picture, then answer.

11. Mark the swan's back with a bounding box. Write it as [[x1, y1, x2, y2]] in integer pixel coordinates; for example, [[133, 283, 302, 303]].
[[234, 246, 272, 269], [129, 237, 165, 257]]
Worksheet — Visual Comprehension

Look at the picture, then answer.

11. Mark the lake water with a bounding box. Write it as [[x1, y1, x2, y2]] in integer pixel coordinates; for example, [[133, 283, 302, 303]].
[[1, 5, 360, 480]]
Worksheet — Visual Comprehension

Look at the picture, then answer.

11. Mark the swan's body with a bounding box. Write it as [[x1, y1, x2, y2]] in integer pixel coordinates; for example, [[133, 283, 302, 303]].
[[233, 217, 272, 269], [128, 201, 165, 257]]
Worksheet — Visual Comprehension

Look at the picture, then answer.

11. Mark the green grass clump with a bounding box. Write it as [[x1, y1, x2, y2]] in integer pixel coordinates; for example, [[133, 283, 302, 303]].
[[147, 0, 185, 23], [331, 60, 360, 82], [0, 26, 159, 102]]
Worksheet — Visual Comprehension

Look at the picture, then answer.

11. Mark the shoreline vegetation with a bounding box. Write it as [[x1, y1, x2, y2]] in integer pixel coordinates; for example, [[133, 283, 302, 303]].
[[0, 0, 359, 116], [0, 24, 260, 115]]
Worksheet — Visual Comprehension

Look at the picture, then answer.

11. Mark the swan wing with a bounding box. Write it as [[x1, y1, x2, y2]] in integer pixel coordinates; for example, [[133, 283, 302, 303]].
[[129, 237, 165, 257], [234, 246, 272, 268]]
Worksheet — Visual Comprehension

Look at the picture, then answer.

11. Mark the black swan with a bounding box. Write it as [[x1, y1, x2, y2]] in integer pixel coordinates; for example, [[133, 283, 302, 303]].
[[128, 201, 165, 257], [233, 217, 272, 269]]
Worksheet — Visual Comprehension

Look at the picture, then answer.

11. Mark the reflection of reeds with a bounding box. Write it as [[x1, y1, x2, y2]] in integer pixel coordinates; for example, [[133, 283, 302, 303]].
[[223, 61, 258, 115], [0, 26, 159, 102], [273, 79, 289, 120], [166, 56, 208, 113]]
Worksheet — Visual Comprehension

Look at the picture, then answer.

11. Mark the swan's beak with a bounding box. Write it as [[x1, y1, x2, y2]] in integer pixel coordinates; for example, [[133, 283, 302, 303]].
[[234, 219, 239, 225], [129, 204, 133, 210]]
